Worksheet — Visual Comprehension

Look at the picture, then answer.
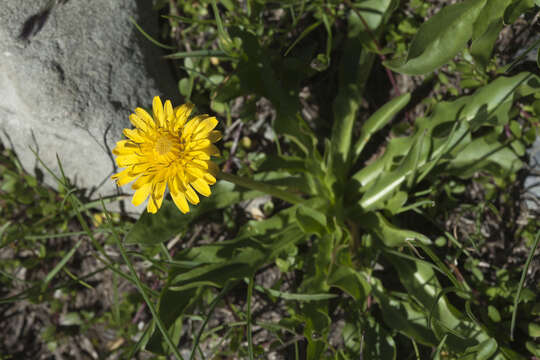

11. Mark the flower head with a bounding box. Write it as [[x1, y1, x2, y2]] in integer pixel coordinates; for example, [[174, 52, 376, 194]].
[[112, 96, 221, 214]]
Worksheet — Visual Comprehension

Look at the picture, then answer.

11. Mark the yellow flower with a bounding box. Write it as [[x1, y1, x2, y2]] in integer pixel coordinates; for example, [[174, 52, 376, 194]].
[[111, 96, 221, 214]]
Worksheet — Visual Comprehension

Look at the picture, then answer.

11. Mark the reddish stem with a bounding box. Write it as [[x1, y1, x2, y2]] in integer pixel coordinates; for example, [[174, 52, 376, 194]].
[[343, 0, 400, 96]]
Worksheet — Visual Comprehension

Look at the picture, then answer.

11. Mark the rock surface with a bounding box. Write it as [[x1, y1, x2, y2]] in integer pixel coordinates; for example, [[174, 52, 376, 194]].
[[526, 137, 540, 210], [0, 0, 178, 214]]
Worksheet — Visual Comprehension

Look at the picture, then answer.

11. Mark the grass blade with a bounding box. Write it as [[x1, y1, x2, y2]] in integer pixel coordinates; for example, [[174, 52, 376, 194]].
[[101, 201, 185, 360], [189, 282, 234, 360], [164, 49, 232, 59], [247, 276, 255, 360], [129, 17, 176, 50], [510, 229, 540, 340]]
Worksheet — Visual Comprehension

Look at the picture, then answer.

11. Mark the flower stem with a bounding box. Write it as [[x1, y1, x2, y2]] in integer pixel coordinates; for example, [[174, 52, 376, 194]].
[[217, 171, 303, 205]]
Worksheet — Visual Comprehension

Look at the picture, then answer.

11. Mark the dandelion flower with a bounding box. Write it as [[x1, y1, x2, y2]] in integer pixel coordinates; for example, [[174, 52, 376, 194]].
[[112, 96, 221, 214]]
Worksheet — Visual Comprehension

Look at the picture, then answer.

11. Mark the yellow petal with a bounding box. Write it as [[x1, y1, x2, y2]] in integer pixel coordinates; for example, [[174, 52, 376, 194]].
[[204, 173, 216, 185], [134, 108, 156, 129], [191, 178, 211, 197], [132, 183, 151, 206], [115, 98, 221, 214], [116, 154, 141, 167], [147, 201, 157, 213], [147, 181, 166, 213], [186, 165, 205, 179], [172, 173, 190, 196], [189, 150, 210, 161], [132, 174, 153, 190], [173, 103, 195, 132], [129, 114, 148, 131], [190, 158, 209, 169], [152, 96, 165, 128], [130, 163, 152, 176], [171, 190, 189, 213], [181, 118, 200, 140], [123, 129, 145, 143], [193, 117, 218, 139], [189, 114, 212, 123], [185, 184, 200, 204], [112, 140, 136, 155], [189, 139, 211, 151], [164, 100, 174, 128], [112, 168, 138, 186]]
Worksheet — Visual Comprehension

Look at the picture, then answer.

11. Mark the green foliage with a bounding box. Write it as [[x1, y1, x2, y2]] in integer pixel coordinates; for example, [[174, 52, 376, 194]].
[[0, 146, 143, 357], [120, 0, 540, 358], [3, 0, 540, 358], [386, 0, 488, 74], [386, 0, 538, 74]]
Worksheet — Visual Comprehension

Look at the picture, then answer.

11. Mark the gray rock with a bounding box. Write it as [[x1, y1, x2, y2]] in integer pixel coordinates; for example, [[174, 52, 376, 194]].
[[0, 0, 178, 214], [525, 137, 540, 210]]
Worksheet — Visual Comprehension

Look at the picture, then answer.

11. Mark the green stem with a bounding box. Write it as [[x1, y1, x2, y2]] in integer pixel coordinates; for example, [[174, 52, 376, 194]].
[[217, 171, 304, 205], [246, 276, 254, 360]]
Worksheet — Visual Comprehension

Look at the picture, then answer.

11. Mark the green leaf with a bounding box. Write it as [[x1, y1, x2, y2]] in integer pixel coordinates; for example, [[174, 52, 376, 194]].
[[363, 319, 397, 360], [461, 72, 533, 123], [213, 75, 242, 103], [168, 211, 304, 290], [529, 322, 540, 337], [259, 155, 309, 173], [359, 130, 429, 210], [509, 120, 522, 138], [327, 265, 370, 302], [388, 254, 492, 352], [178, 78, 191, 97], [295, 205, 327, 236], [1, 171, 17, 193], [352, 73, 536, 196], [385, 0, 487, 75], [447, 136, 523, 178], [330, 0, 395, 180], [500, 346, 528, 360], [463, 338, 498, 360], [257, 157, 314, 194], [348, 0, 393, 38], [353, 93, 411, 162], [372, 280, 438, 345], [331, 43, 374, 180], [488, 305, 501, 322], [471, 20, 503, 69], [253, 284, 338, 302], [303, 304, 330, 359], [146, 288, 199, 354], [526, 341, 540, 357], [353, 137, 412, 189], [148, 210, 306, 354], [472, 0, 512, 39], [125, 181, 261, 245], [359, 212, 431, 247], [503, 0, 536, 24], [59, 312, 83, 326]]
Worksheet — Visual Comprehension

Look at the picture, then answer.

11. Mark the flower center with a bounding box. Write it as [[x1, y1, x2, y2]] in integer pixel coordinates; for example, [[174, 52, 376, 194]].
[[154, 133, 178, 155]]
